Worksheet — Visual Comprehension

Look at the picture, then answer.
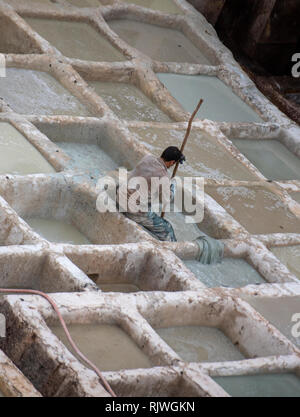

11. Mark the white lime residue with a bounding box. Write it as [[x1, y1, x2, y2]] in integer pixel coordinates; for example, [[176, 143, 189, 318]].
[[89, 81, 171, 122], [0, 68, 91, 116], [57, 142, 117, 174], [157, 326, 245, 363], [130, 127, 256, 181]]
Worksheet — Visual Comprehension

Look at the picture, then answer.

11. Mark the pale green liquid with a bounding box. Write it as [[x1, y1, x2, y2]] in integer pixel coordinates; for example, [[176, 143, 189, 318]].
[[214, 374, 300, 397], [233, 139, 300, 180], [185, 258, 265, 288], [109, 20, 211, 64], [0, 68, 91, 116], [89, 81, 171, 122], [0, 122, 55, 175], [120, 0, 183, 14], [51, 323, 152, 371], [26, 18, 125, 62], [207, 185, 300, 234], [244, 296, 300, 348], [157, 73, 263, 122], [25, 218, 90, 244], [271, 246, 300, 280], [157, 326, 244, 363]]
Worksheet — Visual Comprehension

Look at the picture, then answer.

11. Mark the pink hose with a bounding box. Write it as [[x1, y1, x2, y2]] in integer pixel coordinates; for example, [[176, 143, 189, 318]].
[[0, 288, 117, 397]]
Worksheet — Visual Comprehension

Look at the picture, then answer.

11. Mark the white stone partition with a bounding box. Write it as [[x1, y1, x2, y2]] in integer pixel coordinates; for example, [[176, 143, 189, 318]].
[[0, 0, 300, 397], [0, 349, 41, 397]]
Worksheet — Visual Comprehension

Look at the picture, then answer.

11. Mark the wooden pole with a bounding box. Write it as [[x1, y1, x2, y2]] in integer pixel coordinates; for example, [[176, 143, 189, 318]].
[[161, 98, 203, 218]]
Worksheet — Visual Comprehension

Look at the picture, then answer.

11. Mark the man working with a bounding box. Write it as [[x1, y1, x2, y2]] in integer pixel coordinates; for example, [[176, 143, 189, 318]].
[[117, 147, 185, 242]]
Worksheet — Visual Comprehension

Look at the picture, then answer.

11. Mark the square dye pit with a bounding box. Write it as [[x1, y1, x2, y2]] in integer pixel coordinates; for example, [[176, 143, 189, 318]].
[[156, 326, 245, 363], [50, 323, 153, 371]]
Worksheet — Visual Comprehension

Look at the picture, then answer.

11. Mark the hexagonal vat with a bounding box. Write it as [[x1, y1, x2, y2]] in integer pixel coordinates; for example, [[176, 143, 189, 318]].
[[65, 244, 200, 292], [157, 73, 263, 122], [0, 68, 91, 116], [232, 139, 300, 181], [0, 296, 111, 396], [142, 294, 295, 364], [0, 175, 150, 245], [109, 20, 211, 64], [184, 258, 266, 288], [25, 17, 126, 62], [88, 81, 171, 122], [34, 120, 121, 176]]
